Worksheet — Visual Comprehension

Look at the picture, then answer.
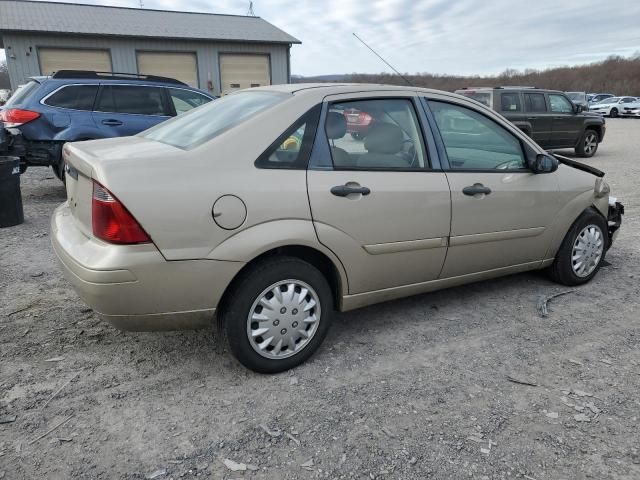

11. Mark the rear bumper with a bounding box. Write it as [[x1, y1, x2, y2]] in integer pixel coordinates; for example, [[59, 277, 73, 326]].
[[0, 127, 61, 167], [51, 203, 244, 331]]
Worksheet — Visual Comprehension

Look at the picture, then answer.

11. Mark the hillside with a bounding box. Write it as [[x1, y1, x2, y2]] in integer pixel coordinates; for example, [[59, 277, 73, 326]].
[[294, 55, 640, 95]]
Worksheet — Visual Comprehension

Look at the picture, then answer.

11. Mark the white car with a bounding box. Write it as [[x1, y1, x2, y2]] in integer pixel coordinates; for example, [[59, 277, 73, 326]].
[[589, 96, 638, 117]]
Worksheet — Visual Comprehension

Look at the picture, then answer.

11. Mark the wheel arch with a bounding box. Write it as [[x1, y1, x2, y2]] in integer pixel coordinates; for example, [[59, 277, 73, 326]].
[[544, 200, 608, 260], [217, 243, 348, 327]]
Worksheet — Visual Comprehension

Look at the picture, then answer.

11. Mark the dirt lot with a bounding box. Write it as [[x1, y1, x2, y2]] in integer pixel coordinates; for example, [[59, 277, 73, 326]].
[[1, 119, 639, 480]]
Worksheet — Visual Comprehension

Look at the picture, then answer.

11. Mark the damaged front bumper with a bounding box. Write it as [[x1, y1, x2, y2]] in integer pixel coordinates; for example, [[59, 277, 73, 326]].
[[607, 197, 624, 248]]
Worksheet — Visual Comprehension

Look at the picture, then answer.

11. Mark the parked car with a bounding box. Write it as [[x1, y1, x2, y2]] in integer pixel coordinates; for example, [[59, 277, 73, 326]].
[[52, 84, 623, 373], [566, 91, 588, 109], [343, 107, 375, 139], [588, 93, 615, 103], [620, 101, 640, 118], [455, 87, 606, 157], [589, 96, 638, 117], [0, 70, 215, 179]]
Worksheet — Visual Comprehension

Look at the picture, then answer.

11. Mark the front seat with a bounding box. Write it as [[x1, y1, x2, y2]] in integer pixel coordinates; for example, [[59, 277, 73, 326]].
[[358, 123, 409, 168], [325, 112, 352, 167]]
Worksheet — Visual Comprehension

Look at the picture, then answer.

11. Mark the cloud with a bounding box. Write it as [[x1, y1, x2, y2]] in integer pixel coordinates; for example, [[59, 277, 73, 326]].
[[3, 0, 640, 76]]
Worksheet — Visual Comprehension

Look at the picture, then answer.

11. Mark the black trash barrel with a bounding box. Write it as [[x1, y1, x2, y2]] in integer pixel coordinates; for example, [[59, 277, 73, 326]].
[[0, 156, 24, 228]]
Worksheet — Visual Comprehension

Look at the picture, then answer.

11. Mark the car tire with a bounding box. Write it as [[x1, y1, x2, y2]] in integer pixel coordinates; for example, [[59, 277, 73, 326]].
[[548, 208, 608, 286], [221, 256, 333, 373], [52, 161, 66, 184], [575, 129, 599, 157], [610, 108, 618, 118]]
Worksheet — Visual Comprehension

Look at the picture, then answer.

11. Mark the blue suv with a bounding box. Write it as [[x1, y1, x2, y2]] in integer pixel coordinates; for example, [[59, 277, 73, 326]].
[[0, 70, 215, 180]]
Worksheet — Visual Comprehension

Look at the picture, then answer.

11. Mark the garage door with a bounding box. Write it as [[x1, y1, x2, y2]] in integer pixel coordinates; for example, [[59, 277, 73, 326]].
[[39, 48, 111, 75], [219, 54, 270, 95], [137, 52, 198, 87]]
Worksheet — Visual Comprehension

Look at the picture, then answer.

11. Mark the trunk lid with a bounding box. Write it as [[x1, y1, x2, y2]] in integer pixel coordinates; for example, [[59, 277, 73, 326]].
[[61, 136, 181, 239]]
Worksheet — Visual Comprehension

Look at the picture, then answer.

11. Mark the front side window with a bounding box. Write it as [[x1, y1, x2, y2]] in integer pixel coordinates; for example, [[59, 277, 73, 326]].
[[44, 85, 98, 110], [549, 94, 573, 113], [168, 88, 212, 115], [325, 98, 428, 170], [143, 91, 285, 149], [96, 85, 168, 116], [524, 93, 547, 113], [500, 92, 521, 112], [429, 100, 526, 170]]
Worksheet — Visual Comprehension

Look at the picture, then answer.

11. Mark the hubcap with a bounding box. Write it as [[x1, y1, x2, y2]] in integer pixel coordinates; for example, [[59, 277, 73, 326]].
[[247, 280, 321, 360], [571, 224, 604, 277], [584, 133, 597, 154]]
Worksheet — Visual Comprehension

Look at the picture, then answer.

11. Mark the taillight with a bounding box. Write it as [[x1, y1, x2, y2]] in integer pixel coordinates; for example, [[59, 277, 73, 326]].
[[358, 112, 373, 125], [0, 108, 41, 127], [92, 181, 151, 245]]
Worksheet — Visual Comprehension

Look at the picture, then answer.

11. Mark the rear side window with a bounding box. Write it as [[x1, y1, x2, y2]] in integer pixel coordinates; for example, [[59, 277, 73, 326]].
[[255, 107, 320, 170], [500, 92, 521, 112], [325, 98, 428, 170], [44, 85, 98, 110], [4, 81, 40, 107], [168, 88, 212, 115], [524, 93, 547, 113], [96, 85, 168, 115]]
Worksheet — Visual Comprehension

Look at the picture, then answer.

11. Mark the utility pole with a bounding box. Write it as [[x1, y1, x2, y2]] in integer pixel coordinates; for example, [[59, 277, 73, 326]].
[[247, 1, 255, 16]]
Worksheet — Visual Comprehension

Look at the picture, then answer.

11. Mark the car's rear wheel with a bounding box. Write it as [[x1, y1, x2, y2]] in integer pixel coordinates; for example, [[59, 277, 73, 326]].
[[548, 209, 608, 286], [221, 256, 333, 373], [575, 129, 599, 157], [610, 108, 618, 118]]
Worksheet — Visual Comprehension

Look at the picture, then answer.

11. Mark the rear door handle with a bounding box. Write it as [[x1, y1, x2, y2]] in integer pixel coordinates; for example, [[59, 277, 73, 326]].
[[330, 184, 371, 197], [102, 119, 123, 126], [462, 183, 491, 196]]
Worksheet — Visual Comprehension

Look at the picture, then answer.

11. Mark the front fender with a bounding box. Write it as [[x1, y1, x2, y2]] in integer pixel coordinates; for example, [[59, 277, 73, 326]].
[[544, 189, 607, 260]]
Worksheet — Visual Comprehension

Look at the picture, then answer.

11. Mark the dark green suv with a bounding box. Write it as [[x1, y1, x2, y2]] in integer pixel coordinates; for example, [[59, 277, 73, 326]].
[[455, 87, 606, 157]]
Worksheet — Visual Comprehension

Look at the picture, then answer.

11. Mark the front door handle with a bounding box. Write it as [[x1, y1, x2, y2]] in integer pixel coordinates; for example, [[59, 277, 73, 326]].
[[102, 119, 123, 126], [330, 184, 371, 197], [462, 183, 492, 196]]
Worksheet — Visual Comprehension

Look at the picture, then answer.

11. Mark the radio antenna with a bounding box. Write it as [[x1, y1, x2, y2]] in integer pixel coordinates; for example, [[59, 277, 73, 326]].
[[352, 33, 414, 87]]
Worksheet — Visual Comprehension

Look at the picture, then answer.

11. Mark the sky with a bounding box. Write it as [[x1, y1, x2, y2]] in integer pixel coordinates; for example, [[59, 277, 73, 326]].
[[2, 0, 640, 77]]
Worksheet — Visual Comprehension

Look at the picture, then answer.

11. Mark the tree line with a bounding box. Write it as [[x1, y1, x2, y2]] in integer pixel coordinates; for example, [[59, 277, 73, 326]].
[[297, 54, 640, 96]]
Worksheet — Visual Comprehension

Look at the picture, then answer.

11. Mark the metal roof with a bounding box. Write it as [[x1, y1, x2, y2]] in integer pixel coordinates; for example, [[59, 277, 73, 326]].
[[0, 0, 301, 44]]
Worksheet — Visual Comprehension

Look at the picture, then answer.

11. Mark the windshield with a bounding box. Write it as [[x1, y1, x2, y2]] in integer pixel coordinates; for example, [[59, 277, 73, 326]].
[[456, 90, 492, 107], [142, 91, 287, 149], [566, 92, 585, 101], [598, 97, 619, 104], [4, 81, 40, 107]]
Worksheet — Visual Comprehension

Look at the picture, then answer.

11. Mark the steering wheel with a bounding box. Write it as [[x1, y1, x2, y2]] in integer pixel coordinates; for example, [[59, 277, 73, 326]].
[[401, 139, 418, 167]]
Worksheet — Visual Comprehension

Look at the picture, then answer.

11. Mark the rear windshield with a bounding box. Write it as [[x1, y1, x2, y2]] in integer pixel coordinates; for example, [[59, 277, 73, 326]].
[[142, 91, 286, 149], [4, 81, 40, 107], [456, 90, 492, 108]]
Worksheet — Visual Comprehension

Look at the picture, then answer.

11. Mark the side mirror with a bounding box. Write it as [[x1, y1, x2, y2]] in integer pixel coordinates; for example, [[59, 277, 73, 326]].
[[531, 153, 559, 174], [575, 103, 584, 113]]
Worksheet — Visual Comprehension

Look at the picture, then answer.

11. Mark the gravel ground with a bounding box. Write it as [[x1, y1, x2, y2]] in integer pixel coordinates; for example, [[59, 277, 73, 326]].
[[1, 119, 639, 480]]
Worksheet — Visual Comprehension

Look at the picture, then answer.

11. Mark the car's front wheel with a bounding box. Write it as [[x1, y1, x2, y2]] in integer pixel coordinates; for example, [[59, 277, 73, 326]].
[[221, 256, 333, 373], [610, 108, 618, 118], [575, 129, 599, 157], [549, 209, 608, 286]]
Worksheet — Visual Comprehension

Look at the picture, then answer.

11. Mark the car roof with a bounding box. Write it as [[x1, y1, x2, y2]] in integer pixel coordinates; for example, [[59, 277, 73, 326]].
[[252, 82, 480, 102], [456, 86, 565, 95]]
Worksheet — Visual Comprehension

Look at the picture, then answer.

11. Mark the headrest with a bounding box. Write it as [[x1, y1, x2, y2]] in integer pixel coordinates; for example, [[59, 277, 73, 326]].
[[364, 123, 404, 154], [326, 112, 347, 139]]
